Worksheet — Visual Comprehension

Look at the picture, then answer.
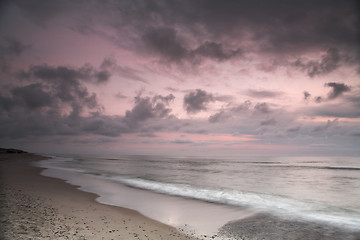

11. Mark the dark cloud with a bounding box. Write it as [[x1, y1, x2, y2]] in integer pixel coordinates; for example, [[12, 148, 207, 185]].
[[325, 82, 351, 99], [152, 94, 175, 105], [165, 86, 181, 92], [100, 57, 116, 69], [287, 125, 301, 133], [294, 48, 342, 77], [0, 38, 30, 56], [0, 38, 30, 72], [191, 41, 242, 61], [246, 90, 283, 99], [208, 100, 252, 123], [183, 89, 214, 114], [100, 57, 147, 83], [312, 119, 339, 132], [0, 94, 14, 112], [102, 0, 360, 62], [21, 63, 112, 85], [260, 118, 276, 126], [305, 100, 360, 118], [0, 89, 175, 139], [5, 0, 360, 59], [209, 110, 228, 123], [11, 83, 53, 109], [116, 66, 147, 83], [138, 132, 157, 138], [142, 27, 188, 62], [124, 94, 175, 128], [0, 63, 109, 122], [303, 91, 311, 100], [254, 102, 271, 114], [350, 132, 360, 137], [232, 100, 252, 112], [8, 0, 74, 26], [142, 27, 242, 63], [314, 96, 323, 103], [79, 94, 175, 137], [171, 139, 193, 144]]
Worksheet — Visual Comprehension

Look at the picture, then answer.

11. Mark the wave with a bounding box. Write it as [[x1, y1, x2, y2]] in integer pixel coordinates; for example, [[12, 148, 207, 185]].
[[268, 165, 360, 171], [322, 166, 360, 171], [37, 156, 360, 231], [106, 175, 360, 231]]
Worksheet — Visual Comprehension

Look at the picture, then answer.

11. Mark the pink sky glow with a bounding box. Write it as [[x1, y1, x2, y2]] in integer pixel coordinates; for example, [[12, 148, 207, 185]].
[[0, 0, 359, 156]]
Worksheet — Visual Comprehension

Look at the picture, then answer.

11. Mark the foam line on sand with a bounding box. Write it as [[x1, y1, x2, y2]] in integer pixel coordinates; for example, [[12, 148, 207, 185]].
[[0, 153, 200, 240]]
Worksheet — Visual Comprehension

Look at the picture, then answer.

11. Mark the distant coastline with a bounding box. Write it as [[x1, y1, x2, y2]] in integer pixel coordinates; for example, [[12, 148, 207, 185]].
[[0, 148, 28, 154]]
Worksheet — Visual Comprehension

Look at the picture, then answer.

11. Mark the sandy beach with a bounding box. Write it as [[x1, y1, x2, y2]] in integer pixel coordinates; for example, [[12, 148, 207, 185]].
[[0, 153, 200, 240], [1, 152, 360, 240]]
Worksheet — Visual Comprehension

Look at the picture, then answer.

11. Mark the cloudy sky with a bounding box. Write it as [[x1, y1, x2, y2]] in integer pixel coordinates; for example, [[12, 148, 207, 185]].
[[0, 0, 359, 155]]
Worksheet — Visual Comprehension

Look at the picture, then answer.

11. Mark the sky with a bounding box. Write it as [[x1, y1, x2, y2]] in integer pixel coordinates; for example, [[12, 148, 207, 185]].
[[0, 0, 359, 156]]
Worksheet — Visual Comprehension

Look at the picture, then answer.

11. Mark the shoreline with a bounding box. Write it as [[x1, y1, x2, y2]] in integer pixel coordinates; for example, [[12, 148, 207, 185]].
[[1, 152, 359, 240], [0, 153, 200, 239]]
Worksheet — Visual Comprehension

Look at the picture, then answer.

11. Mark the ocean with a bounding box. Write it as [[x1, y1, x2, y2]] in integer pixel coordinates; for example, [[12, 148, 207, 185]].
[[36, 154, 360, 239]]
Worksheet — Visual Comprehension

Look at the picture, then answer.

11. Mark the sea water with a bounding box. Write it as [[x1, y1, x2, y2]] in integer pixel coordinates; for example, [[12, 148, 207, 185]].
[[36, 155, 360, 236]]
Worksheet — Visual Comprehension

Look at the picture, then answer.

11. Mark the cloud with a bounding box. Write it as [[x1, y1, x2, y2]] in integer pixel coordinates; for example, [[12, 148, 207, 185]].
[[171, 138, 193, 144], [314, 96, 323, 103], [0, 88, 175, 139], [325, 82, 351, 99], [304, 96, 360, 118], [0, 38, 30, 56], [17, 64, 104, 117], [208, 100, 252, 123], [0, 62, 117, 125], [246, 90, 283, 99], [104, 0, 360, 61], [77, 94, 175, 137], [152, 93, 175, 105], [208, 110, 228, 123], [260, 118, 277, 126], [142, 27, 188, 62], [312, 119, 339, 132], [294, 48, 342, 77], [100, 57, 148, 83], [191, 41, 242, 61], [286, 125, 301, 133], [124, 94, 175, 128], [142, 27, 242, 63], [183, 89, 214, 114], [0, 38, 30, 72], [7, 0, 73, 26], [11, 83, 53, 109], [115, 92, 128, 99], [305, 83, 351, 104], [21, 62, 112, 85], [254, 102, 271, 114], [0, 94, 14, 112], [350, 132, 360, 137], [138, 132, 157, 138], [116, 65, 148, 83], [7, 0, 360, 60], [303, 91, 311, 100]]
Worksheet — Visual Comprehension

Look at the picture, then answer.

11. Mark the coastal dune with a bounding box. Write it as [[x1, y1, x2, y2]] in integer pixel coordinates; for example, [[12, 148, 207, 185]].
[[0, 153, 199, 240]]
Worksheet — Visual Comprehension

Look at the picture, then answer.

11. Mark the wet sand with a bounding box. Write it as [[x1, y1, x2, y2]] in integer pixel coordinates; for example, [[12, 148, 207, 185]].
[[219, 211, 360, 240], [0, 153, 200, 240], [1, 152, 359, 240]]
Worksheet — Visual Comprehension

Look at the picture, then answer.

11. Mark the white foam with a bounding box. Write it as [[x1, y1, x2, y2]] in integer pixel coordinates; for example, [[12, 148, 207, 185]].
[[37, 156, 360, 231], [108, 176, 360, 231]]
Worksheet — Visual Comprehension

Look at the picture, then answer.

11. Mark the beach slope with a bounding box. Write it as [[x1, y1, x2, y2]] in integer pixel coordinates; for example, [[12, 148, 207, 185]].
[[0, 153, 198, 240]]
